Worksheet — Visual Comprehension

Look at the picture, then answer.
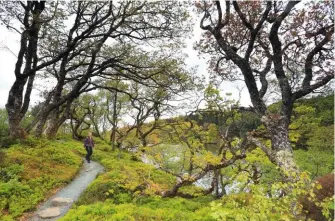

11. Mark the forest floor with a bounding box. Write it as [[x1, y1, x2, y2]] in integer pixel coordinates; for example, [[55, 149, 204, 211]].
[[26, 160, 104, 221]]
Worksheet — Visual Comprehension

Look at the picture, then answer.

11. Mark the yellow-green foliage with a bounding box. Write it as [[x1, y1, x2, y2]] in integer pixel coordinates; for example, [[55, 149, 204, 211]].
[[61, 142, 216, 221], [210, 172, 330, 221], [76, 151, 177, 205], [0, 137, 83, 220], [60, 199, 214, 221], [245, 148, 281, 183]]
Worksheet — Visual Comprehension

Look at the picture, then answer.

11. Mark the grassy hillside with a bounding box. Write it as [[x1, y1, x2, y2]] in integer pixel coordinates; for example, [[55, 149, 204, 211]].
[[0, 137, 84, 220], [0, 137, 214, 221], [0, 135, 332, 221]]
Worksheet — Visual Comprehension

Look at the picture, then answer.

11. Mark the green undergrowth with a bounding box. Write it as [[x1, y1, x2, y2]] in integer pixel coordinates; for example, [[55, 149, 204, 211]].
[[60, 140, 215, 221], [60, 136, 333, 221], [0, 136, 83, 220], [59, 198, 214, 221], [0, 134, 331, 221]]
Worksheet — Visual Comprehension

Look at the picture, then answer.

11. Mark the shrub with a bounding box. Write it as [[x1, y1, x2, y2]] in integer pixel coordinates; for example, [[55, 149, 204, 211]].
[[60, 200, 215, 221]]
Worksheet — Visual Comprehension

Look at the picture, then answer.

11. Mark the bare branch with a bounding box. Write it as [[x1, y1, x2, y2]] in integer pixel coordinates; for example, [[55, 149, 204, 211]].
[[293, 75, 334, 100], [216, 1, 230, 29], [232, 1, 253, 30], [303, 27, 334, 88]]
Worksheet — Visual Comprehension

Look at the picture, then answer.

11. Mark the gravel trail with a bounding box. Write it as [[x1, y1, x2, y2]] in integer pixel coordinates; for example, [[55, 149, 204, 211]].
[[28, 160, 104, 221]]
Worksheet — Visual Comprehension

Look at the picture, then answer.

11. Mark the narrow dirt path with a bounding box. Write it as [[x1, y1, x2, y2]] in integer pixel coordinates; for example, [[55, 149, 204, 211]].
[[28, 160, 104, 221]]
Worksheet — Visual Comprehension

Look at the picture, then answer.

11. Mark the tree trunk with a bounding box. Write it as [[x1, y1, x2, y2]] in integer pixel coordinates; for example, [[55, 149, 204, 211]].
[[163, 180, 192, 198], [26, 91, 53, 133], [45, 124, 59, 138], [140, 135, 147, 147], [219, 174, 227, 196], [7, 73, 36, 138], [213, 169, 220, 198], [6, 77, 30, 138], [71, 119, 82, 140], [6, 2, 44, 139], [34, 101, 65, 137], [188, 150, 194, 175], [262, 114, 299, 177], [44, 101, 72, 138], [7, 109, 25, 139], [111, 91, 118, 151], [70, 118, 88, 140], [25, 112, 41, 133], [34, 110, 50, 137], [34, 86, 78, 137], [44, 115, 67, 138]]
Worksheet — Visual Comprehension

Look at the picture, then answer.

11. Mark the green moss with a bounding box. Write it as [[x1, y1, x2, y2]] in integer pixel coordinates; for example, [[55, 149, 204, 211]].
[[60, 200, 215, 221], [0, 138, 83, 220]]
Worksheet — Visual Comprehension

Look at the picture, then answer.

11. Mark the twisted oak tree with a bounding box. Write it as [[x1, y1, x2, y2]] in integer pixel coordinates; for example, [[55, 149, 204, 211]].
[[1, 1, 193, 138], [196, 1, 334, 174], [0, 1, 48, 138]]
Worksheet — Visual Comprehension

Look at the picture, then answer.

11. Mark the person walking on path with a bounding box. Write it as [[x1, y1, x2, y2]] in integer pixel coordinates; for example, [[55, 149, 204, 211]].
[[84, 132, 95, 164]]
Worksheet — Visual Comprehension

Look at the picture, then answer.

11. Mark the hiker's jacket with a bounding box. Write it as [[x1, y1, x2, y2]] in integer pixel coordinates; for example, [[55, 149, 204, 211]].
[[84, 137, 94, 148]]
